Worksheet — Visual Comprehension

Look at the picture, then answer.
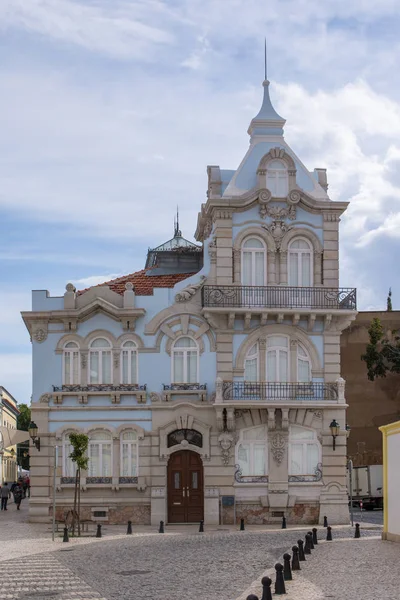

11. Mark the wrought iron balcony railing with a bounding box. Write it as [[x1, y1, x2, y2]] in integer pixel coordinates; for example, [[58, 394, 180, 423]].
[[162, 383, 207, 391], [52, 384, 147, 392], [202, 285, 357, 310], [222, 381, 338, 402]]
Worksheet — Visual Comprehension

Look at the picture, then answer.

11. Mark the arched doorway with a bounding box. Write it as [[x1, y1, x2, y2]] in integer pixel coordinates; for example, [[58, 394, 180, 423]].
[[167, 450, 204, 523]]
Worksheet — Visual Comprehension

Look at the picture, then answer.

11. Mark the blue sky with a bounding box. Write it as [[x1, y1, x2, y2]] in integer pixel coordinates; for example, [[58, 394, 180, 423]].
[[1, 0, 400, 404]]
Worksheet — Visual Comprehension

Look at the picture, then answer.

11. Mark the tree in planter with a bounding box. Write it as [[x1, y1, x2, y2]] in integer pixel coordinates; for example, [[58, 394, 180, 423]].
[[69, 433, 89, 536], [361, 317, 400, 381]]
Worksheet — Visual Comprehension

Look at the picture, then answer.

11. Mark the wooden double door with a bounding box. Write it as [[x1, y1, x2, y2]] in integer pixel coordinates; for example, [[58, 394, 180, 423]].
[[167, 451, 204, 523]]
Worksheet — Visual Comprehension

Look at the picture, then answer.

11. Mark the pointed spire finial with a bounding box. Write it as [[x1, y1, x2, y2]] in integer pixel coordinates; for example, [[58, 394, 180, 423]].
[[174, 205, 181, 237], [264, 38, 267, 81]]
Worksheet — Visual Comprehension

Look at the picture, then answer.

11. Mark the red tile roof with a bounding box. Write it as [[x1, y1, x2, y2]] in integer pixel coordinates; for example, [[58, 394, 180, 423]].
[[78, 270, 195, 297]]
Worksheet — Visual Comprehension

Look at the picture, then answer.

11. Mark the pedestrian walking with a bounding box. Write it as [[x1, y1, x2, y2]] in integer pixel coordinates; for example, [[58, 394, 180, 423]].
[[13, 483, 24, 510], [10, 481, 18, 493], [1, 482, 11, 510], [22, 477, 28, 499]]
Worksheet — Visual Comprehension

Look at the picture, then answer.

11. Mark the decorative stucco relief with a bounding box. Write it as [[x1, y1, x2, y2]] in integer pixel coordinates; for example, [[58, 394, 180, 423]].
[[271, 432, 286, 465], [218, 431, 237, 466], [175, 276, 206, 303], [33, 328, 47, 343], [262, 221, 293, 251]]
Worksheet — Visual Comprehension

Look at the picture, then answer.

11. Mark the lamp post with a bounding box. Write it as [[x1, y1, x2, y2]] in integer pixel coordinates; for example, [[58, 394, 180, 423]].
[[329, 419, 340, 451], [28, 422, 41, 451]]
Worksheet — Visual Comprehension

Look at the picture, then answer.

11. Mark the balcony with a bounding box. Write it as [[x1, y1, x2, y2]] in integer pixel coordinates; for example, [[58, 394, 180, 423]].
[[53, 384, 147, 392], [220, 381, 339, 403], [162, 383, 207, 402], [202, 286, 357, 310], [50, 384, 147, 404]]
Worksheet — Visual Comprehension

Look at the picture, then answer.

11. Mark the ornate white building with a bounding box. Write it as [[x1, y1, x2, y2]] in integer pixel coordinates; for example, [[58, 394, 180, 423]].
[[23, 75, 356, 526]]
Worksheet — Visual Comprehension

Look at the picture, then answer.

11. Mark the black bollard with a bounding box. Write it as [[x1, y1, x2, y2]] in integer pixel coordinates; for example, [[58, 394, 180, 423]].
[[291, 546, 301, 571], [326, 526, 332, 541], [283, 553, 292, 581], [312, 527, 318, 545], [127, 521, 132, 535], [96, 524, 102, 538], [159, 520, 164, 534], [246, 596, 259, 600], [281, 516, 287, 529], [63, 526, 69, 543], [274, 563, 286, 595], [307, 530, 315, 550], [240, 518, 245, 531], [297, 539, 306, 561], [355, 523, 361, 538], [199, 520, 204, 533], [261, 576, 273, 600], [323, 515, 328, 527], [304, 533, 312, 554]]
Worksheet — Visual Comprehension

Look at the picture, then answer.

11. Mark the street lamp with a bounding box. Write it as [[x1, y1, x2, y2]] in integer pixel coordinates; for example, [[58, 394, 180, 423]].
[[329, 419, 340, 451], [28, 421, 41, 451]]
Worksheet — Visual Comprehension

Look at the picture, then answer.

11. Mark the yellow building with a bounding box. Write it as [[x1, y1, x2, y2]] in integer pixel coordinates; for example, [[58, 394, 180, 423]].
[[0, 386, 20, 484], [379, 420, 400, 543]]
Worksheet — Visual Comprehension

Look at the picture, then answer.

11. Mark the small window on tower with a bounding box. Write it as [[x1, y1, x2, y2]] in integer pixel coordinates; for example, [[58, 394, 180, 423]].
[[266, 160, 288, 197]]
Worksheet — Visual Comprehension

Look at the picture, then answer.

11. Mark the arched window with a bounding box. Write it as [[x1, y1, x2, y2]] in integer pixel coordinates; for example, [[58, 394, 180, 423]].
[[88, 431, 112, 477], [236, 426, 268, 476], [89, 338, 112, 384], [266, 159, 288, 197], [120, 431, 138, 477], [63, 434, 75, 477], [288, 238, 313, 287], [172, 337, 199, 383], [266, 336, 289, 382], [289, 426, 320, 475], [245, 343, 259, 381], [63, 342, 80, 385], [297, 343, 311, 382], [121, 341, 138, 384], [241, 237, 266, 286]]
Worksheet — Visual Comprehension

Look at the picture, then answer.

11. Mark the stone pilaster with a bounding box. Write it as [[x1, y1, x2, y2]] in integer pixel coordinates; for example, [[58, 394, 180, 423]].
[[322, 213, 340, 287], [216, 331, 233, 380], [213, 209, 233, 285]]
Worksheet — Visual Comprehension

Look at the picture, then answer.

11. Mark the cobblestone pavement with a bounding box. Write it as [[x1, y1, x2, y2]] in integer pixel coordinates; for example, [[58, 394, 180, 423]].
[[0, 553, 108, 600], [240, 537, 399, 600], [0, 505, 387, 600], [56, 527, 381, 600]]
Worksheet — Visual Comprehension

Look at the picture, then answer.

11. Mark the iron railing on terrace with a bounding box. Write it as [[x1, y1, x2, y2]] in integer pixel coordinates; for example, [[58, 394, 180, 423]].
[[222, 381, 338, 402], [162, 383, 207, 391], [52, 384, 147, 392], [202, 285, 357, 310]]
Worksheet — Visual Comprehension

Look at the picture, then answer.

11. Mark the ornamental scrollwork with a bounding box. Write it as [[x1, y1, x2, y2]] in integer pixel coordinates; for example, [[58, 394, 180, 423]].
[[259, 203, 296, 220], [234, 464, 269, 484], [287, 189, 301, 205], [33, 328, 47, 343], [175, 276, 206, 302], [218, 431, 237, 466], [262, 221, 293, 251], [271, 432, 286, 465], [288, 463, 323, 483]]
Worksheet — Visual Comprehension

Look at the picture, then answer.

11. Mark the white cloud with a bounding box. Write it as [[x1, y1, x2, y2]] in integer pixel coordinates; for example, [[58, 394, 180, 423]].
[[0, 0, 175, 60], [0, 354, 32, 404]]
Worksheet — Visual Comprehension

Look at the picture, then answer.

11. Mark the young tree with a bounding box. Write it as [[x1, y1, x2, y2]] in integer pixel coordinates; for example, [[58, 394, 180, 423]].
[[361, 317, 400, 381], [69, 433, 89, 536], [387, 288, 393, 312]]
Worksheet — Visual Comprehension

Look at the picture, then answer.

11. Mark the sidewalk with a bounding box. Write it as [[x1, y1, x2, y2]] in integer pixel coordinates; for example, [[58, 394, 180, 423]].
[[238, 536, 399, 600]]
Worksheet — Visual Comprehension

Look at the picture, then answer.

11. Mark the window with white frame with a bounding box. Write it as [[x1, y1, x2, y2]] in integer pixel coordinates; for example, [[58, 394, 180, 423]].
[[297, 343, 311, 382], [88, 431, 112, 476], [63, 342, 80, 384], [172, 337, 199, 383], [89, 338, 112, 384], [288, 238, 313, 287], [121, 341, 138, 384], [63, 435, 76, 477], [245, 343, 259, 381], [236, 426, 268, 476], [266, 335, 289, 382], [241, 237, 266, 286], [266, 159, 288, 197], [120, 431, 138, 477], [289, 426, 320, 475]]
